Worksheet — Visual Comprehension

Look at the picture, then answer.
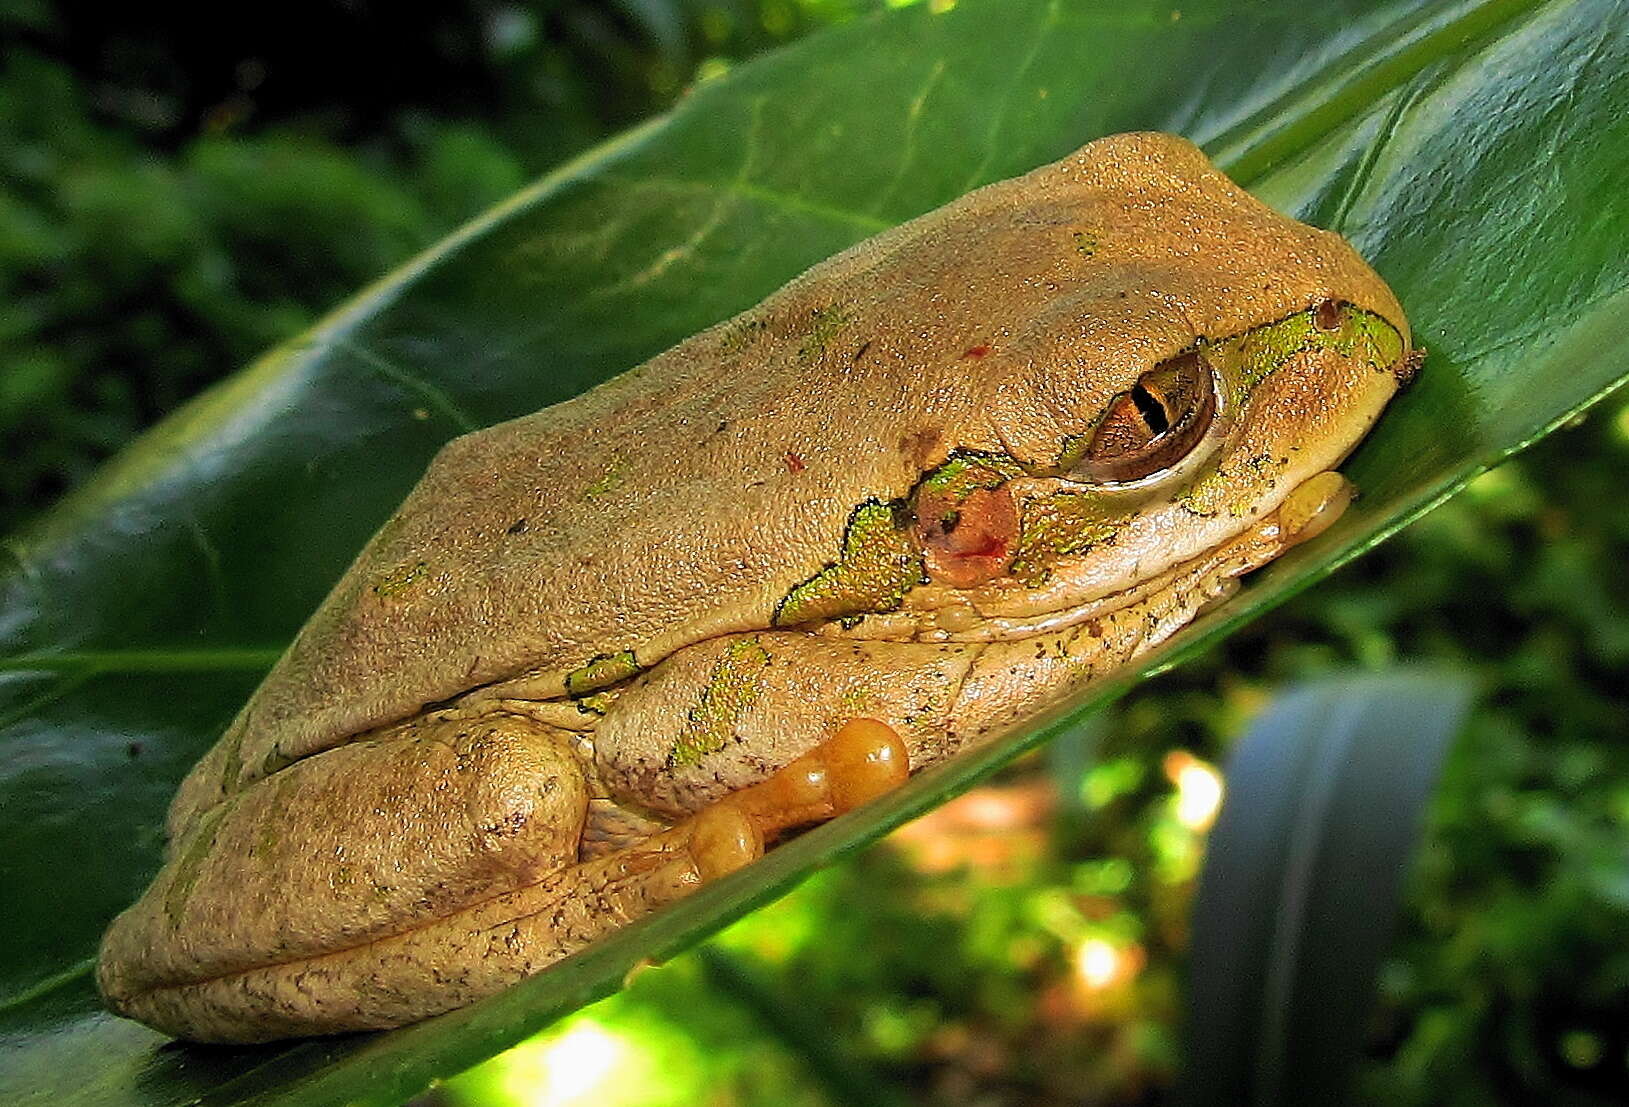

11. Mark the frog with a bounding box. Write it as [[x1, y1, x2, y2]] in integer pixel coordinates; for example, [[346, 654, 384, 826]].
[[96, 132, 1416, 1043]]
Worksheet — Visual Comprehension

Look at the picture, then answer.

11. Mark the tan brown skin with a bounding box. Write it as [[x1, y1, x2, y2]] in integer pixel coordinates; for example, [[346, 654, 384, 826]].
[[97, 133, 1414, 1042]]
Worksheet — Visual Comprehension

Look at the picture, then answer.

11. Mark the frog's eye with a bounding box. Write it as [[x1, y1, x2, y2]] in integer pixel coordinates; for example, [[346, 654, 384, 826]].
[[1073, 351, 1216, 484]]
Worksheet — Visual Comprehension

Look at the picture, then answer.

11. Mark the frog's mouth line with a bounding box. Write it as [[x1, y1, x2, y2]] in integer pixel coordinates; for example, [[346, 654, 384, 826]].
[[811, 469, 1356, 647]]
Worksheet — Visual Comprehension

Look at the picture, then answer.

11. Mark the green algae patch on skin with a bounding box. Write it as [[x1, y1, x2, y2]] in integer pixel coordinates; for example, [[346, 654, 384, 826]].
[[580, 463, 626, 501], [163, 803, 231, 926], [565, 650, 642, 697], [915, 452, 1026, 508], [574, 691, 618, 717], [797, 305, 853, 362], [718, 316, 768, 356], [669, 637, 773, 768], [1009, 492, 1123, 586], [370, 560, 429, 598], [775, 501, 926, 627], [1213, 303, 1403, 404]]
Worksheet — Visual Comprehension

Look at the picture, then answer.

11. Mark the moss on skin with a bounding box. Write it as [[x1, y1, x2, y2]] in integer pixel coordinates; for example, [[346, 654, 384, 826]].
[[918, 451, 1027, 502], [163, 802, 231, 926], [1009, 491, 1122, 586], [574, 691, 617, 717], [775, 500, 926, 627], [669, 637, 772, 767], [718, 316, 767, 355], [370, 560, 428, 598], [565, 649, 642, 697], [1221, 303, 1402, 402], [797, 305, 852, 361], [581, 463, 625, 501]]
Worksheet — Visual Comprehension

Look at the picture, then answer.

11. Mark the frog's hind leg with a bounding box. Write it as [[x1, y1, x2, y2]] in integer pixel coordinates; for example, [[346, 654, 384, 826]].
[[99, 707, 606, 1041], [102, 715, 905, 1043]]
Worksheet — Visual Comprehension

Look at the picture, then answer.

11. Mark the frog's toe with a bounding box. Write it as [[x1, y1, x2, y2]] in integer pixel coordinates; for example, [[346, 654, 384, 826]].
[[821, 717, 911, 812], [686, 804, 763, 880], [724, 717, 910, 836]]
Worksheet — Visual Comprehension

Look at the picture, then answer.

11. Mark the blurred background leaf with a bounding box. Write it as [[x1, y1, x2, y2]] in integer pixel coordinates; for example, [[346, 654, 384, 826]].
[[2, 0, 1627, 1104], [1178, 669, 1474, 1107]]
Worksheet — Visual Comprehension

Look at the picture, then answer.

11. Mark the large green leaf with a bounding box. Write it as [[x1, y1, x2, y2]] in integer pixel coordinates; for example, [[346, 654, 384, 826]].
[[2, 0, 1625, 1102]]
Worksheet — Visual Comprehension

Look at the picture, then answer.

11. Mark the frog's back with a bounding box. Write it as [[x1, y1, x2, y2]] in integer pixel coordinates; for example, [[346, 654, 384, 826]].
[[171, 133, 1402, 833]]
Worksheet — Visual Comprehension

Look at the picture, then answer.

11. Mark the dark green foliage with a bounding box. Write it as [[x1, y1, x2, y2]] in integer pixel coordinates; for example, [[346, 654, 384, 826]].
[[0, 0, 882, 532], [1179, 671, 1474, 1107]]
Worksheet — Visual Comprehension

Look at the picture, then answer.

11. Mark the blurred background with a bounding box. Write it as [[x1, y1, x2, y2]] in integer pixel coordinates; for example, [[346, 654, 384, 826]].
[[5, 2, 1628, 1104]]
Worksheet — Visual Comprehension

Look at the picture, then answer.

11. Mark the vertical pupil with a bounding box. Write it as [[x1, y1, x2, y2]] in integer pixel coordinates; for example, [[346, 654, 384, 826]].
[[1130, 383, 1170, 436]]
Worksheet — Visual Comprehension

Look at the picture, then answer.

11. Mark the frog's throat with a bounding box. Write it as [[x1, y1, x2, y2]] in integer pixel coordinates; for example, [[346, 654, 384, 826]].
[[811, 470, 1354, 646]]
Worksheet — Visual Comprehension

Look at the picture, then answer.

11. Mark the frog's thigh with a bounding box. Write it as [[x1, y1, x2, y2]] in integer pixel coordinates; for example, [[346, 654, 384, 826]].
[[107, 810, 754, 1042], [98, 709, 596, 1042]]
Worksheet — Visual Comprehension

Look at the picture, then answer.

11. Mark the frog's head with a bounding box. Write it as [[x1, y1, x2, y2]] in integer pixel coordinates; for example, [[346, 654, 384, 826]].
[[828, 133, 1416, 637]]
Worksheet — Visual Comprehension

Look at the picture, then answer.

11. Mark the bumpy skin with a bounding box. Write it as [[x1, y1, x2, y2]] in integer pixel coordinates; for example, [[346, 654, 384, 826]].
[[98, 132, 1413, 1042]]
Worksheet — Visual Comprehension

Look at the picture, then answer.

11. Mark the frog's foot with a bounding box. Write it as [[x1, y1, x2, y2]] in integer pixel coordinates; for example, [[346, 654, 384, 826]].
[[651, 716, 910, 886], [709, 716, 910, 843]]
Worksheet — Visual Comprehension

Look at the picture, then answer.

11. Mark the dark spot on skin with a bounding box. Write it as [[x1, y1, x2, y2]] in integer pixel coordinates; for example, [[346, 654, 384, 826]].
[[507, 518, 528, 535], [962, 344, 991, 359], [785, 452, 806, 474], [484, 810, 530, 837], [899, 426, 947, 470], [1313, 299, 1345, 331]]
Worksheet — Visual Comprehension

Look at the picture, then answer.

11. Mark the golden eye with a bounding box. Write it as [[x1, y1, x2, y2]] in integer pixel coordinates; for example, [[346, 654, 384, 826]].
[[1074, 351, 1216, 484]]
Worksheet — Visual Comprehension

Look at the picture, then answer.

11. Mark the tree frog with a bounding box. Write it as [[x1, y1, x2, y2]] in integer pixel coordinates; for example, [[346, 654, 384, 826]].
[[97, 132, 1415, 1042]]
